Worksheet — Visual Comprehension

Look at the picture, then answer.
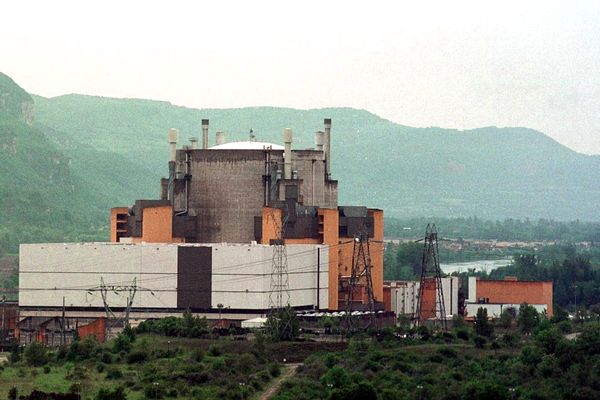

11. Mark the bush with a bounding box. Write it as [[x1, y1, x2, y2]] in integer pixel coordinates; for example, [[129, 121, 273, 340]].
[[24, 342, 48, 367], [456, 328, 470, 341], [437, 347, 458, 358], [106, 367, 124, 380], [8, 387, 17, 400], [208, 344, 222, 356], [191, 349, 205, 362], [100, 352, 113, 364], [126, 350, 148, 364], [268, 362, 281, 378], [144, 383, 166, 399], [96, 386, 127, 400], [43, 365, 51, 374], [473, 335, 487, 349]]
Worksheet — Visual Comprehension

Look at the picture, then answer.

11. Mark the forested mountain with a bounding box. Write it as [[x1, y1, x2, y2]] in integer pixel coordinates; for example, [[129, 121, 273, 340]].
[[33, 92, 600, 222], [1, 72, 599, 251]]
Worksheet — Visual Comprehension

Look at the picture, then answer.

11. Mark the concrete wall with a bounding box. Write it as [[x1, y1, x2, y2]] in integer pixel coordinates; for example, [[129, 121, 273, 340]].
[[465, 303, 548, 318], [211, 243, 329, 310], [467, 277, 553, 317], [20, 242, 329, 312], [388, 277, 460, 318], [183, 149, 270, 243], [19, 243, 179, 309]]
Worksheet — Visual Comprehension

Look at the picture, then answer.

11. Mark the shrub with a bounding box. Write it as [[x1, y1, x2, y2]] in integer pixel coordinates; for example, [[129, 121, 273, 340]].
[[8, 387, 17, 400], [456, 328, 470, 341], [144, 383, 166, 399], [437, 347, 458, 358], [100, 351, 113, 364], [106, 367, 124, 380], [43, 365, 51, 374], [191, 349, 205, 362], [268, 362, 281, 378], [208, 344, 222, 356], [96, 386, 127, 400], [24, 342, 48, 367], [126, 350, 148, 364], [96, 363, 105, 373], [473, 335, 487, 349]]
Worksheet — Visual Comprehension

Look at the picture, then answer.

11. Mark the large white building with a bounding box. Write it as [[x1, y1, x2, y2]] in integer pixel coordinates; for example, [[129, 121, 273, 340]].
[[19, 242, 329, 317]]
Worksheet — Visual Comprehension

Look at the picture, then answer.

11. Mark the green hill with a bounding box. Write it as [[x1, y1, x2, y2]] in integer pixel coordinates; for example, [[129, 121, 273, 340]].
[[2, 72, 600, 253], [32, 93, 600, 222]]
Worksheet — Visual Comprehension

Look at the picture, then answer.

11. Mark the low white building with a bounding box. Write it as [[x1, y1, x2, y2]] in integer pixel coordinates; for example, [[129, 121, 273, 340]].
[[19, 242, 329, 314], [386, 277, 460, 319]]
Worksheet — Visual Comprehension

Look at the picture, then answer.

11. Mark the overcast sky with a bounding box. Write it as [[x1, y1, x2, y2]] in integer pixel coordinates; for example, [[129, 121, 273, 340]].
[[3, 1, 599, 154]]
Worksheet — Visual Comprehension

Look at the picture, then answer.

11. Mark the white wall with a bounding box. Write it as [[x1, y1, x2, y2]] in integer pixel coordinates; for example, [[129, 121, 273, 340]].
[[465, 303, 548, 318], [211, 244, 329, 310], [19, 243, 179, 309], [389, 277, 460, 318]]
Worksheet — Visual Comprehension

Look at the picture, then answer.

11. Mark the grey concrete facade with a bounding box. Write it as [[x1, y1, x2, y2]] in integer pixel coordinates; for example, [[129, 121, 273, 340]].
[[19, 242, 330, 312]]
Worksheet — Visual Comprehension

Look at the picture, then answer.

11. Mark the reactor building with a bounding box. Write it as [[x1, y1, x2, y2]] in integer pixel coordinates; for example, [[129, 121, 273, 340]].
[[19, 119, 384, 320]]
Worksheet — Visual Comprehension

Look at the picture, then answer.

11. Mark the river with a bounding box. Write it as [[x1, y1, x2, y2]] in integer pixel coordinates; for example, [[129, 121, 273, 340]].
[[440, 259, 513, 275]]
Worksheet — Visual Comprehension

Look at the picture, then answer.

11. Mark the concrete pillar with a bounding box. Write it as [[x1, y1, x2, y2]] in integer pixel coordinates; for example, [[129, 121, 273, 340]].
[[315, 131, 324, 152], [324, 119, 332, 178], [283, 128, 293, 179], [201, 119, 209, 149], [216, 131, 225, 145], [168, 128, 179, 162]]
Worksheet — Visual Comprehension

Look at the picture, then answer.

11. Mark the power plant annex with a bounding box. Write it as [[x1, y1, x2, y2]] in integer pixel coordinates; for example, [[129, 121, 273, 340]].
[[18, 119, 387, 326]]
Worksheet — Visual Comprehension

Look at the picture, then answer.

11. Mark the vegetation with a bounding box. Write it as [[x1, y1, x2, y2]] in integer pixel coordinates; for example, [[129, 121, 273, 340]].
[[385, 216, 600, 242], [273, 315, 600, 400]]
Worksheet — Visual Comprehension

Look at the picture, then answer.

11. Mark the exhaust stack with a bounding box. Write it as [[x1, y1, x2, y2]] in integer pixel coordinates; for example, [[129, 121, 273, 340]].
[[189, 137, 198, 149], [216, 131, 225, 145], [324, 118, 332, 178], [283, 128, 293, 179], [168, 128, 179, 162], [201, 119, 209, 149], [315, 131, 324, 152]]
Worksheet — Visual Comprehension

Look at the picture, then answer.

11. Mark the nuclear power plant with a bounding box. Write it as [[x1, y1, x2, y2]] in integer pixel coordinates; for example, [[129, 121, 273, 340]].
[[18, 119, 385, 324]]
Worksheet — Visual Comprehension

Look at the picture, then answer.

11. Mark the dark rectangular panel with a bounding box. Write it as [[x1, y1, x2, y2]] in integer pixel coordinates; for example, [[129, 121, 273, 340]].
[[177, 246, 212, 309]]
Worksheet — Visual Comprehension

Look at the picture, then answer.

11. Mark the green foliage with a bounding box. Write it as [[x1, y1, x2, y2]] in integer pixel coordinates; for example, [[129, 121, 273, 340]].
[[136, 312, 209, 338], [265, 306, 299, 341], [126, 350, 148, 364], [475, 307, 494, 337], [95, 386, 127, 400], [518, 303, 540, 334], [24, 342, 48, 367], [8, 387, 17, 400]]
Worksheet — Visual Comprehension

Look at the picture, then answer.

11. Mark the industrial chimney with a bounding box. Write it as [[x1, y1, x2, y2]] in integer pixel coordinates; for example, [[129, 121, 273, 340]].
[[283, 128, 293, 179], [324, 118, 332, 178], [216, 131, 225, 145], [168, 128, 179, 162], [189, 137, 198, 149], [201, 119, 209, 149], [315, 131, 324, 152]]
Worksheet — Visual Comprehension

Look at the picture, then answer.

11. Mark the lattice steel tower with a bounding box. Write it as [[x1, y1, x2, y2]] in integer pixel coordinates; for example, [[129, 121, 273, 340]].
[[345, 232, 376, 330], [268, 209, 290, 310], [415, 224, 448, 330]]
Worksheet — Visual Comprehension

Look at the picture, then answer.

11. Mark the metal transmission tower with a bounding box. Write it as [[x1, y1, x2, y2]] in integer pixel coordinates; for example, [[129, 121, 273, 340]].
[[415, 224, 448, 331], [88, 277, 139, 338], [268, 208, 290, 310], [345, 232, 376, 330]]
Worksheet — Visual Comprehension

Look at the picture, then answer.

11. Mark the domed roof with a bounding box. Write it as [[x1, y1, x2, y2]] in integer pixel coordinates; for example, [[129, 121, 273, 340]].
[[209, 141, 284, 150]]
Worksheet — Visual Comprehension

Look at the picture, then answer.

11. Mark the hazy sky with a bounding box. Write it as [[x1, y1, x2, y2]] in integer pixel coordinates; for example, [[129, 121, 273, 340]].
[[3, 1, 599, 154]]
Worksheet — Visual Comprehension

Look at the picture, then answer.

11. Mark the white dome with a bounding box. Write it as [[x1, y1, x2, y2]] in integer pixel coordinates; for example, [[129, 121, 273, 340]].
[[209, 141, 284, 150]]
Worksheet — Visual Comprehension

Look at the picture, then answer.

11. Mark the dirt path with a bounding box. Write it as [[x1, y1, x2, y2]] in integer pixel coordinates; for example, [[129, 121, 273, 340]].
[[258, 363, 301, 400]]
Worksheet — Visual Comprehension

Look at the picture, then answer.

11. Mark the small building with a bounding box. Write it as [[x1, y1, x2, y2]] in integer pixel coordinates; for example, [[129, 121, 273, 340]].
[[465, 276, 553, 318], [384, 277, 460, 320]]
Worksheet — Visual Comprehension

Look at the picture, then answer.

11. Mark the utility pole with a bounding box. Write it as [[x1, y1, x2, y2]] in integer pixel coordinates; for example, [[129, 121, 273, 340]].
[[61, 296, 65, 346]]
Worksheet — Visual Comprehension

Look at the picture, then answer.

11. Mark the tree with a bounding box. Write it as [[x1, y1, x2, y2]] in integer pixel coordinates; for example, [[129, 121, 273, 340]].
[[265, 305, 299, 341], [475, 307, 493, 337], [24, 341, 48, 367], [518, 303, 540, 334]]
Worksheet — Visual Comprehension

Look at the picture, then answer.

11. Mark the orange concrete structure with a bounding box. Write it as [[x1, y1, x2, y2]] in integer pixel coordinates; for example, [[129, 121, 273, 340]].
[[467, 277, 553, 317], [261, 206, 383, 311], [110, 204, 184, 244]]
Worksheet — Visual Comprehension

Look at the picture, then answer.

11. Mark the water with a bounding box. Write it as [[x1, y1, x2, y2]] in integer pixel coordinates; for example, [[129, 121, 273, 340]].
[[440, 259, 513, 275]]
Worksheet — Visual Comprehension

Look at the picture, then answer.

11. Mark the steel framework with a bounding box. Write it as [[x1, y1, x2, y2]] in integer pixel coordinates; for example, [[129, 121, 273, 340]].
[[415, 224, 448, 330]]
